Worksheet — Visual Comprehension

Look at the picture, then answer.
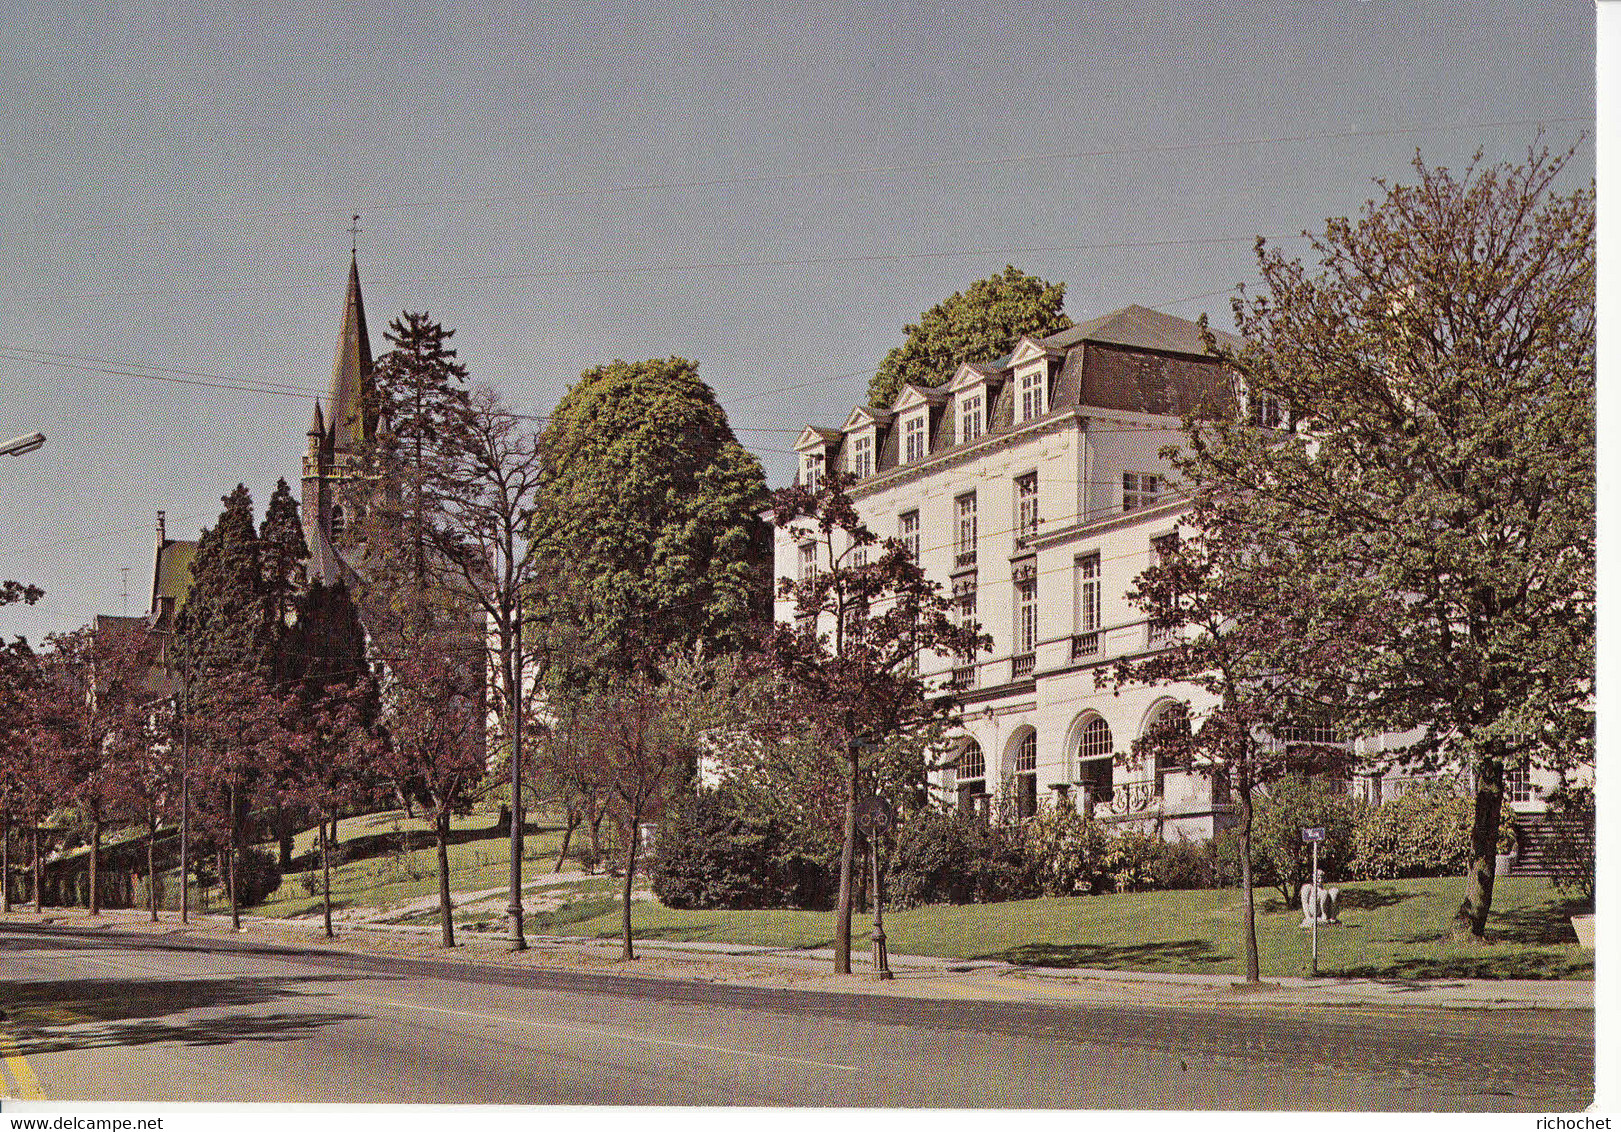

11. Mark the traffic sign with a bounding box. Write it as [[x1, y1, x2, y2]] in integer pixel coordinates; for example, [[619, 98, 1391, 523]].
[[1302, 826, 1325, 843], [855, 796, 895, 834]]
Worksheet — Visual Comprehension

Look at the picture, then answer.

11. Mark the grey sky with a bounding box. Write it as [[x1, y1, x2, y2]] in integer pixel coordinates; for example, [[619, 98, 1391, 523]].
[[0, 0, 1595, 643]]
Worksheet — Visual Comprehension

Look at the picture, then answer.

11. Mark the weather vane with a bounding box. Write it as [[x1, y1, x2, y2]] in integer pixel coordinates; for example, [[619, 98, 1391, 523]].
[[349, 214, 363, 252]]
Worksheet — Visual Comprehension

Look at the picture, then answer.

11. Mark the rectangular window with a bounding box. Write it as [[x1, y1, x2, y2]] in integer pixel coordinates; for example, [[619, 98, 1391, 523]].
[[900, 510, 920, 562], [798, 542, 817, 582], [1122, 471, 1163, 512], [803, 453, 823, 493], [1016, 579, 1038, 654], [851, 434, 873, 478], [1016, 472, 1039, 543], [956, 582, 977, 627], [1019, 369, 1045, 421], [959, 393, 984, 443], [904, 414, 927, 463], [1075, 553, 1100, 633], [954, 492, 977, 567], [849, 544, 868, 570]]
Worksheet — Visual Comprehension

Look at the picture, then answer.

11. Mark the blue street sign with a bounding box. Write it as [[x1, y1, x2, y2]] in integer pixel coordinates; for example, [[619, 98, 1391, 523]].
[[1302, 826, 1325, 843]]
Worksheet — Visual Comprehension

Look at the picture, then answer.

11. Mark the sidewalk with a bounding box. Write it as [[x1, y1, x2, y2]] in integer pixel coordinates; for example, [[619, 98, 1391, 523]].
[[3, 906, 1594, 1012]]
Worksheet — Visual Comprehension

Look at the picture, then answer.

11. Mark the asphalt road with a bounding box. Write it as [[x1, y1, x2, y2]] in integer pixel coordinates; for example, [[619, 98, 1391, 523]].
[[0, 923, 1593, 1110]]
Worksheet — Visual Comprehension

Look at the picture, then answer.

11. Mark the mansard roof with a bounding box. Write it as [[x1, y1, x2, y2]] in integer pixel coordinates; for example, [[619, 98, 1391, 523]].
[[1046, 303, 1241, 357], [821, 304, 1235, 480]]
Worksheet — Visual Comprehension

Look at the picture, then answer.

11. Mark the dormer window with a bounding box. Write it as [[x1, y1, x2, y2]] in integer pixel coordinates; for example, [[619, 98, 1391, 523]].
[[1018, 367, 1046, 422], [959, 393, 984, 443], [903, 414, 928, 463], [803, 452, 824, 493], [851, 433, 873, 478]]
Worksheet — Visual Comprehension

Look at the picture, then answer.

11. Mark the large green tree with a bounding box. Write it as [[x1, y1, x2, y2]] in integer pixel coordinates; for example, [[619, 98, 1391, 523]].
[[867, 266, 1072, 408], [530, 357, 770, 677], [174, 485, 271, 678], [1182, 144, 1593, 938]]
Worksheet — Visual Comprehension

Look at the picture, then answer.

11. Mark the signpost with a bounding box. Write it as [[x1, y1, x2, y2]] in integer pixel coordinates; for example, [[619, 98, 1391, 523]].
[[855, 795, 896, 980], [1302, 826, 1325, 976]]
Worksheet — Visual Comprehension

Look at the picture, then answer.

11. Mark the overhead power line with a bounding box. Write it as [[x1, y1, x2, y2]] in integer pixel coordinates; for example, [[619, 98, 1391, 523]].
[[45, 115, 1589, 237]]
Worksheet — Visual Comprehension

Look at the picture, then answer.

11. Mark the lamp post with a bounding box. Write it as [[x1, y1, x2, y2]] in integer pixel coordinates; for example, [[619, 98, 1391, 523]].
[[0, 433, 45, 457], [506, 590, 526, 952], [855, 794, 895, 980]]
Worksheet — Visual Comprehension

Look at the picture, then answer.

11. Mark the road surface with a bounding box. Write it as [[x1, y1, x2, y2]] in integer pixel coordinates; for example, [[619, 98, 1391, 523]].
[[0, 922, 1592, 1109]]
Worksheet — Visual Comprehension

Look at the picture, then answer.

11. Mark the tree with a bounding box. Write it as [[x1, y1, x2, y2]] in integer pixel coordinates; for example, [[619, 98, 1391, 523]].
[[1185, 144, 1593, 938], [1104, 511, 1351, 982], [364, 311, 471, 585], [373, 610, 487, 948], [42, 622, 155, 915], [174, 486, 271, 677], [867, 266, 1072, 409], [529, 357, 770, 678], [261, 477, 310, 637], [766, 473, 988, 973], [571, 663, 704, 959], [0, 635, 40, 911], [421, 386, 548, 946]]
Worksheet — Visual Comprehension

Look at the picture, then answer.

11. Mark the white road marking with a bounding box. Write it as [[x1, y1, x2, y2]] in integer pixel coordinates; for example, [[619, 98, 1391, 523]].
[[351, 994, 864, 1073]]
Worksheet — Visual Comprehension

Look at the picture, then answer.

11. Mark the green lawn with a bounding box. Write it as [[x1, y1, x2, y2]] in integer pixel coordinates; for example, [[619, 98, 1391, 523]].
[[229, 811, 1591, 980], [248, 808, 576, 920], [537, 875, 1592, 981]]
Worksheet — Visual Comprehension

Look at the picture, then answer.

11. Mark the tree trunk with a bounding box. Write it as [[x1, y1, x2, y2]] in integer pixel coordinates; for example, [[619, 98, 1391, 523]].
[[32, 821, 42, 913], [1237, 780, 1260, 983], [147, 816, 158, 922], [320, 808, 334, 939], [2, 812, 11, 914], [588, 812, 605, 872], [834, 746, 859, 974], [435, 808, 455, 948], [228, 783, 241, 932], [1455, 758, 1504, 939], [620, 817, 641, 961], [554, 810, 579, 873], [89, 815, 101, 914]]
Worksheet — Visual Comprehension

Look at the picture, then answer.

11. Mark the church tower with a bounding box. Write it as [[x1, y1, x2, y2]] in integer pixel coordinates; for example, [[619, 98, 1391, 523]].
[[301, 253, 377, 585]]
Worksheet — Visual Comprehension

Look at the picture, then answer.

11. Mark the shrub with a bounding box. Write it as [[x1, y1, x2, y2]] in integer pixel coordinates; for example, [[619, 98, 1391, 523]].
[[650, 787, 835, 910], [1350, 783, 1472, 880], [1542, 784, 1595, 909], [1023, 806, 1110, 896], [1251, 775, 1362, 906], [232, 848, 283, 907], [1102, 828, 1161, 893], [887, 809, 1037, 908], [1153, 837, 1219, 891]]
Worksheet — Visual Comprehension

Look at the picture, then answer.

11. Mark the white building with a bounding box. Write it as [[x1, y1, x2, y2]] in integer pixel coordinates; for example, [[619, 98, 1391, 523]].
[[776, 303, 1577, 856], [777, 306, 1240, 841]]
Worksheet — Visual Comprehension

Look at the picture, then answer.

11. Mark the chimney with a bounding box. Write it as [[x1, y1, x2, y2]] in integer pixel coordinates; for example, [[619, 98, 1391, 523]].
[[157, 509, 166, 544]]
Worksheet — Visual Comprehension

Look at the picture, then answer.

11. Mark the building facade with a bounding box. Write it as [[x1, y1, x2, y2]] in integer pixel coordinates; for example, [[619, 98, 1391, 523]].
[[776, 304, 1575, 845], [777, 306, 1241, 841]]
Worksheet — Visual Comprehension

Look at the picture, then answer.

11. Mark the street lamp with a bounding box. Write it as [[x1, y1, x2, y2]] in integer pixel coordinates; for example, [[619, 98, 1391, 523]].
[[1, 433, 45, 457]]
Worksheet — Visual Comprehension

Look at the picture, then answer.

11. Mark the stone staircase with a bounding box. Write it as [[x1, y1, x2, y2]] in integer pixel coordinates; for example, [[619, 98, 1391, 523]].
[[1511, 813, 1591, 878]]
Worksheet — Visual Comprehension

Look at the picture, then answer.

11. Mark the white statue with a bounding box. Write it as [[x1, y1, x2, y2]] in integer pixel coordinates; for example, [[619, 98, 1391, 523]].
[[1299, 869, 1340, 926]]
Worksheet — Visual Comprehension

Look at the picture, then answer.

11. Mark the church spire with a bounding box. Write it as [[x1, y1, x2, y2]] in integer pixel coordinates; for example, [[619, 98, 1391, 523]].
[[327, 252, 375, 451]]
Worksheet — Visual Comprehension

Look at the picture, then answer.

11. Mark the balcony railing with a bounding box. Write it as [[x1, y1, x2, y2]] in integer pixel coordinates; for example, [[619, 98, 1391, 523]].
[[1070, 631, 1101, 661], [954, 550, 977, 569], [1094, 778, 1160, 818], [949, 664, 977, 691], [1011, 652, 1036, 679]]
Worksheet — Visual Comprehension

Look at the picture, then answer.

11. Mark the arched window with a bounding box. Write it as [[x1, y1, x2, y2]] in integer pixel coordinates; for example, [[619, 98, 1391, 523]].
[[1147, 701, 1190, 796], [1073, 716, 1114, 802], [954, 741, 986, 815], [330, 503, 346, 542], [1014, 731, 1038, 819]]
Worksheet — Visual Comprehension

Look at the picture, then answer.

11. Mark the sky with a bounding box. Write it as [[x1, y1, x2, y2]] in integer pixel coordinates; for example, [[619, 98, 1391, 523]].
[[0, 0, 1597, 645]]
